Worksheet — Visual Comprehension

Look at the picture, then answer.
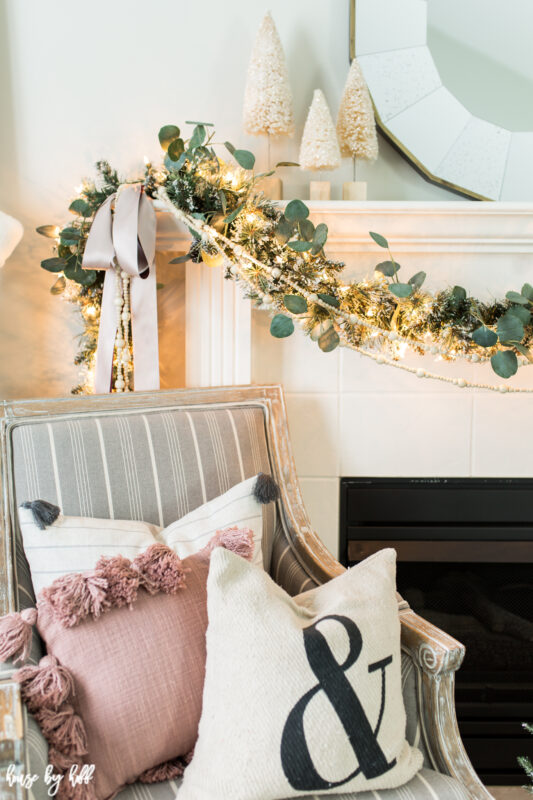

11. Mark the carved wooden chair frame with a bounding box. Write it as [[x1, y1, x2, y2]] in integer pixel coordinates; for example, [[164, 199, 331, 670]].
[[0, 385, 491, 799]]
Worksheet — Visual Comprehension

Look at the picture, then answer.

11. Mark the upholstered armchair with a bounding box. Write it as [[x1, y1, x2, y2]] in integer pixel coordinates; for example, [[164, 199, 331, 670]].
[[0, 385, 492, 800]]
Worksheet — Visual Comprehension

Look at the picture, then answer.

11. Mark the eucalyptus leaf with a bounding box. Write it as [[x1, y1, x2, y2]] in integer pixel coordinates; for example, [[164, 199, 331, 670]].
[[233, 149, 255, 170], [169, 254, 191, 264], [288, 240, 313, 252], [299, 219, 315, 240], [451, 285, 467, 303], [185, 120, 214, 126], [167, 138, 184, 161], [521, 283, 533, 301], [218, 190, 227, 214], [318, 327, 340, 352], [270, 314, 294, 338], [50, 276, 66, 295], [515, 343, 531, 358], [64, 260, 96, 285], [60, 227, 80, 242], [275, 217, 294, 243], [497, 311, 524, 345], [506, 290, 529, 305], [189, 125, 206, 150], [283, 295, 308, 314], [69, 199, 91, 217], [318, 293, 340, 308], [375, 260, 399, 278], [158, 125, 180, 151], [36, 225, 59, 238], [507, 305, 531, 325], [276, 161, 299, 167], [472, 325, 498, 347], [389, 283, 413, 298], [313, 223, 328, 249], [491, 350, 518, 379], [284, 199, 309, 222], [224, 141, 236, 155], [165, 152, 187, 171], [409, 271, 426, 289], [369, 231, 388, 248], [41, 257, 67, 273], [224, 203, 245, 224]]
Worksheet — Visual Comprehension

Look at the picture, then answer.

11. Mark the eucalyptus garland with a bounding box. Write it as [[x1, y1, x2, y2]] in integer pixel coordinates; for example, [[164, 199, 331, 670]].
[[38, 122, 533, 394]]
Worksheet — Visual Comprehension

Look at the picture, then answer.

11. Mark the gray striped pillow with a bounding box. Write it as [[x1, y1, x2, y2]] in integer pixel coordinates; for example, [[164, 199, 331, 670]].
[[19, 476, 264, 596]]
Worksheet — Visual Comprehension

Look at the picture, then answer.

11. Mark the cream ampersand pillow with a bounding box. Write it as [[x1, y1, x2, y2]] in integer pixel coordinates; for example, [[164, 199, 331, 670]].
[[179, 547, 423, 800]]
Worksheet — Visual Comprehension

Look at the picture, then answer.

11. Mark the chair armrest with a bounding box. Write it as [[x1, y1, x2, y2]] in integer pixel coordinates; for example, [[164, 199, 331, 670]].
[[400, 608, 493, 800], [0, 679, 25, 800]]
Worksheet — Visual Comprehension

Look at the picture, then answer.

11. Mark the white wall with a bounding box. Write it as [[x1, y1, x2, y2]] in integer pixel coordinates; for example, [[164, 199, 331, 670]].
[[0, 0, 456, 399]]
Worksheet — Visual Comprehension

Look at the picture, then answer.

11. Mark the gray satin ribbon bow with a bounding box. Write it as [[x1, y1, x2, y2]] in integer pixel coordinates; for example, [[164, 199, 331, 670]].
[[82, 184, 159, 393]]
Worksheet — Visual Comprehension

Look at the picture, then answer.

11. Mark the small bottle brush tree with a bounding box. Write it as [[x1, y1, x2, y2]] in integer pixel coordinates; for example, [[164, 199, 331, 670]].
[[299, 89, 340, 200], [243, 11, 294, 199], [337, 58, 378, 200], [518, 722, 533, 793]]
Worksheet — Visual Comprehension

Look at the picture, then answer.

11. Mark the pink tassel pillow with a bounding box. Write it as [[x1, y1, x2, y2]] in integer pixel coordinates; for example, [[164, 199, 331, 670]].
[[0, 527, 255, 800]]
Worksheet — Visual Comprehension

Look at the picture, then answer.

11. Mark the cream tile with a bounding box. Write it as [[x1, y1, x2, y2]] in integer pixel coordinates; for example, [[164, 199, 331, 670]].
[[252, 310, 339, 393], [341, 346, 476, 394], [285, 394, 339, 477], [299, 478, 340, 559], [340, 393, 472, 476], [472, 394, 533, 476]]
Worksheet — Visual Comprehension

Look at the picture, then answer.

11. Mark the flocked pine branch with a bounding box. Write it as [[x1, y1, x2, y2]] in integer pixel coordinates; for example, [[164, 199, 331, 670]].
[[518, 722, 533, 794]]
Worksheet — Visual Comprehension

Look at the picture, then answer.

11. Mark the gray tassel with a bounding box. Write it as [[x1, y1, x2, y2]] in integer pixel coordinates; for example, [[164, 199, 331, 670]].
[[253, 473, 280, 504], [20, 500, 61, 530]]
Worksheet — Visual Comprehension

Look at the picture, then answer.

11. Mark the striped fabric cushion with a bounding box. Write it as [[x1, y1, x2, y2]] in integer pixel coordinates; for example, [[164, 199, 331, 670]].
[[109, 768, 469, 800], [18, 475, 264, 596]]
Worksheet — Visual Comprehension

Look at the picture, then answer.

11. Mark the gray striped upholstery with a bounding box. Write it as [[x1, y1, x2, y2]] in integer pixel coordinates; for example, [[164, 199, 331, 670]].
[[8, 400, 443, 798], [112, 768, 469, 800]]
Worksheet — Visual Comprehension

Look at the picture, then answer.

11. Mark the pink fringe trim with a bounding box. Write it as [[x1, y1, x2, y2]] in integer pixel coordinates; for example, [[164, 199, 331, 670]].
[[94, 554, 140, 609], [40, 572, 109, 628], [0, 608, 36, 664], [207, 526, 255, 562], [138, 753, 190, 783], [14, 654, 74, 712], [133, 543, 187, 595], [35, 704, 88, 757]]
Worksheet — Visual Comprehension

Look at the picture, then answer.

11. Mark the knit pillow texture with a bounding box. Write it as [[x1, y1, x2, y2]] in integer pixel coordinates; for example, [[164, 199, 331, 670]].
[[0, 528, 255, 800], [179, 547, 423, 800], [18, 472, 278, 596]]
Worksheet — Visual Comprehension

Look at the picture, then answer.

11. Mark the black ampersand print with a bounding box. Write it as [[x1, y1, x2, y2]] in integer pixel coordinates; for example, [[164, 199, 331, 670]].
[[280, 614, 396, 791]]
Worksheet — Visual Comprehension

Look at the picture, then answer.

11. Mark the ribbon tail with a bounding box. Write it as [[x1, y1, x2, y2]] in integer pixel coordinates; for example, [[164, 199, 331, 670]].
[[94, 269, 119, 394], [130, 267, 160, 391]]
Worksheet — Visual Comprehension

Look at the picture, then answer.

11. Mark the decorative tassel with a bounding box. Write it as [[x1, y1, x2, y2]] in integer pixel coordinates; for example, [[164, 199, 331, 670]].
[[138, 756, 187, 783], [35, 704, 88, 757], [133, 544, 187, 595], [40, 572, 109, 628], [48, 746, 81, 773], [20, 500, 61, 530], [253, 473, 280, 504], [207, 527, 255, 562], [14, 655, 74, 712], [0, 607, 37, 664], [95, 554, 140, 609]]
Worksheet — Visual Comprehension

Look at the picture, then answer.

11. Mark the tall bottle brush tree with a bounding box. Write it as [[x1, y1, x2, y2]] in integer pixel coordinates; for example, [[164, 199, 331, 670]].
[[242, 11, 294, 168], [337, 58, 378, 181], [299, 89, 341, 172]]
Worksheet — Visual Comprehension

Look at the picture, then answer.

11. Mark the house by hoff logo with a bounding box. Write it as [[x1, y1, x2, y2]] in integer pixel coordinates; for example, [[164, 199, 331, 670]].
[[280, 614, 396, 791], [5, 763, 95, 796]]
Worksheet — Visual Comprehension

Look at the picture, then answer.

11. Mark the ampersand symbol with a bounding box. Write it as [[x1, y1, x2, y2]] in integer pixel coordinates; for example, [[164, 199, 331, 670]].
[[280, 614, 396, 791]]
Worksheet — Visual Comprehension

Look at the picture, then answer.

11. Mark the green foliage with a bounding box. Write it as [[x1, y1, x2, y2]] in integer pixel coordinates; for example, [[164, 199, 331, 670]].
[[284, 199, 309, 222], [69, 199, 91, 217], [288, 240, 313, 252], [497, 311, 524, 345], [318, 293, 340, 308], [369, 231, 388, 248], [375, 261, 399, 278], [41, 257, 67, 272], [318, 327, 340, 352], [158, 125, 180, 150], [409, 271, 426, 289], [168, 138, 185, 161], [451, 285, 467, 304], [506, 290, 530, 305], [36, 225, 58, 238], [283, 295, 308, 314], [389, 283, 413, 299], [270, 314, 294, 338], [472, 326, 498, 347], [491, 350, 518, 378], [224, 141, 255, 170]]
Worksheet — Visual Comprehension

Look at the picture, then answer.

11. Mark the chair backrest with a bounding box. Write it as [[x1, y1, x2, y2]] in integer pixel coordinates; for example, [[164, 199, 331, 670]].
[[1, 386, 338, 620]]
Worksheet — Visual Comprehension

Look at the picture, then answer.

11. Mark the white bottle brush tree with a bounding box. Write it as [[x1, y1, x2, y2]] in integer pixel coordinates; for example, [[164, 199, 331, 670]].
[[337, 58, 378, 180], [243, 11, 295, 169], [299, 89, 341, 172]]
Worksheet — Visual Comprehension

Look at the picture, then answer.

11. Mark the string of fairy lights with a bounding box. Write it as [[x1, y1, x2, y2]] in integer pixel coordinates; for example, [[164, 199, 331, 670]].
[[158, 188, 532, 394]]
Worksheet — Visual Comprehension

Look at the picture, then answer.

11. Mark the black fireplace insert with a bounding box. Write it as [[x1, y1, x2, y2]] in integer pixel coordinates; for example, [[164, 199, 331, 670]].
[[339, 477, 533, 785]]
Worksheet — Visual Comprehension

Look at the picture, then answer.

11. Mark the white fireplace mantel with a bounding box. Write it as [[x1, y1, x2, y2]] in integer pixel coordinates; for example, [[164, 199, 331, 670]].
[[155, 200, 533, 388]]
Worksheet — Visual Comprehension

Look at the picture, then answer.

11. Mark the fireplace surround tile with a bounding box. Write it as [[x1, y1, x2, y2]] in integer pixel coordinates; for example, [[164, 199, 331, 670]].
[[285, 393, 339, 477], [339, 393, 473, 476], [472, 394, 533, 476]]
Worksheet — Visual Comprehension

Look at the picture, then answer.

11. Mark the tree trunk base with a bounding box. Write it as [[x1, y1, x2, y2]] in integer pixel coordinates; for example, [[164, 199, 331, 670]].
[[309, 181, 331, 201], [343, 181, 367, 201], [258, 176, 282, 200]]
